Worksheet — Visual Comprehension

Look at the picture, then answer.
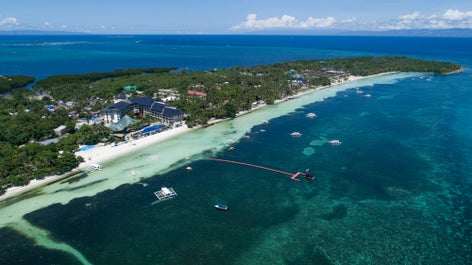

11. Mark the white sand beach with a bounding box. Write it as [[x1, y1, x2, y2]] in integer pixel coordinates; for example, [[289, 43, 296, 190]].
[[76, 124, 193, 170], [0, 124, 193, 202], [0, 72, 407, 203]]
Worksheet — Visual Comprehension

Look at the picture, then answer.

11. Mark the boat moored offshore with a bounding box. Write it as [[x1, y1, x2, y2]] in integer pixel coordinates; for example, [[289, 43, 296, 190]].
[[328, 139, 342, 146], [306, 112, 317, 118], [154, 187, 178, 200], [214, 204, 228, 211], [89, 163, 103, 172]]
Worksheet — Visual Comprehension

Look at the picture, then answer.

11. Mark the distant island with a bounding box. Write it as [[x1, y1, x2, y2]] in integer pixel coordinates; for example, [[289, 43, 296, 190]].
[[0, 56, 462, 194], [2, 29, 472, 37]]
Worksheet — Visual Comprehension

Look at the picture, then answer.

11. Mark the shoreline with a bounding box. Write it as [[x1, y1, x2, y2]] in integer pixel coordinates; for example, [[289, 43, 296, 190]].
[[0, 125, 194, 202], [0, 72, 397, 202]]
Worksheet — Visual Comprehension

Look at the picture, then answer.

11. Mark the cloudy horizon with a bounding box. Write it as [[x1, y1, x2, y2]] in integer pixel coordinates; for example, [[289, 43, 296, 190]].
[[1, 1, 471, 34]]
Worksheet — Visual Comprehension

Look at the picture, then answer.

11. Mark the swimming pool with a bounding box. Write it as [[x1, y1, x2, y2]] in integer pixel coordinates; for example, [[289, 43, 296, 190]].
[[78, 145, 96, 152]]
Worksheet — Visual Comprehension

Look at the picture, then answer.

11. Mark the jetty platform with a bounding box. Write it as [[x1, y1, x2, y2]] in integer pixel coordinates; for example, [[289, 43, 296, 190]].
[[210, 158, 314, 181]]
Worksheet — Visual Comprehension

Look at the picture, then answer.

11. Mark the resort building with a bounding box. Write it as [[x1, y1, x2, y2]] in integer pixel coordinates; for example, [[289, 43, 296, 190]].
[[187, 90, 207, 97], [101, 100, 133, 124], [54, 125, 67, 136], [101, 96, 185, 126]]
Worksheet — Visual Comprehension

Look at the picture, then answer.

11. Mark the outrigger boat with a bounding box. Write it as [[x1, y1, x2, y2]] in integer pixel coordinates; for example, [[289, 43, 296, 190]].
[[154, 187, 177, 201], [89, 163, 103, 172]]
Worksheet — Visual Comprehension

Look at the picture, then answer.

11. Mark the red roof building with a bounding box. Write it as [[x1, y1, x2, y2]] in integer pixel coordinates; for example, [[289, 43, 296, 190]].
[[187, 90, 207, 97]]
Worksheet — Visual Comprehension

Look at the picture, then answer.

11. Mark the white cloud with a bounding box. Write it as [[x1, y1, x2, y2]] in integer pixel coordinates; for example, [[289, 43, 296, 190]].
[[399, 11, 421, 21], [380, 9, 472, 30], [0, 17, 19, 26], [341, 17, 357, 24], [231, 14, 336, 31], [302, 17, 336, 28], [443, 9, 472, 21]]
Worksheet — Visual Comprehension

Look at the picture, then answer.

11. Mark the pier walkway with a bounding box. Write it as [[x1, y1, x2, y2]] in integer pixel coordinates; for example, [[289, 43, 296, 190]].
[[210, 157, 310, 181]]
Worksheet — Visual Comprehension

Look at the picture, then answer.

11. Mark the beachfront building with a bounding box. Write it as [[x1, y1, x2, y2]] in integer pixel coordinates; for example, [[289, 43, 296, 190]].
[[101, 100, 134, 124], [101, 96, 185, 126], [107, 115, 136, 133]]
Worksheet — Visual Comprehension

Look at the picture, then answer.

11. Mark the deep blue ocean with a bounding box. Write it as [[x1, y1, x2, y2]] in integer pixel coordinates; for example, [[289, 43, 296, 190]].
[[1, 35, 472, 265]]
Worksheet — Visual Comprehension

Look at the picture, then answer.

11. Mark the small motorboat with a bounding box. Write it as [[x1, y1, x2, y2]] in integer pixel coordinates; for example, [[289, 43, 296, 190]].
[[328, 139, 342, 146], [227, 146, 235, 151], [214, 204, 228, 211], [306, 112, 317, 118], [304, 169, 315, 180], [186, 166, 193, 172], [290, 132, 302, 137]]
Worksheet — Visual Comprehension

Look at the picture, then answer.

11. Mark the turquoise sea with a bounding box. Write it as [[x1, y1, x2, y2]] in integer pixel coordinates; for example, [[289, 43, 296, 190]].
[[1, 35, 472, 265]]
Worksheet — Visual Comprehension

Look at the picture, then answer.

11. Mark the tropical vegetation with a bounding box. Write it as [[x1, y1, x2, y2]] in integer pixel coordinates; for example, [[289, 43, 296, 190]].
[[0, 56, 462, 194]]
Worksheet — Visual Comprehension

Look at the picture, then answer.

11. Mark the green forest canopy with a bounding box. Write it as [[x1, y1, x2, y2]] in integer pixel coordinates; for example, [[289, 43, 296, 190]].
[[0, 75, 35, 93]]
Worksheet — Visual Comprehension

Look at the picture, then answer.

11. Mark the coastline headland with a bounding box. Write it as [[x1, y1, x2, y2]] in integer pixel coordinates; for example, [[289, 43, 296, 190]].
[[0, 71, 415, 206]]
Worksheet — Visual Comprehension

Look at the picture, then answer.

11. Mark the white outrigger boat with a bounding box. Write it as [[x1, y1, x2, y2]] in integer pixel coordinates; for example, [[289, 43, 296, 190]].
[[89, 163, 103, 172], [154, 187, 177, 200]]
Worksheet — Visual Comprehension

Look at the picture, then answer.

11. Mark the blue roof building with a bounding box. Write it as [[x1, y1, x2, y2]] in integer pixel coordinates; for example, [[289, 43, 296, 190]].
[[101, 96, 185, 127], [131, 96, 154, 107]]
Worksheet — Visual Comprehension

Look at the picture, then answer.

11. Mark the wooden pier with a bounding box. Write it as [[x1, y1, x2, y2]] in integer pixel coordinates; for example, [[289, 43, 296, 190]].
[[210, 158, 313, 181]]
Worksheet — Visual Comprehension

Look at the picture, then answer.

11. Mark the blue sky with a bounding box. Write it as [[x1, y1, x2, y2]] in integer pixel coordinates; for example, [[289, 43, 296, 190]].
[[1, 0, 472, 34]]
